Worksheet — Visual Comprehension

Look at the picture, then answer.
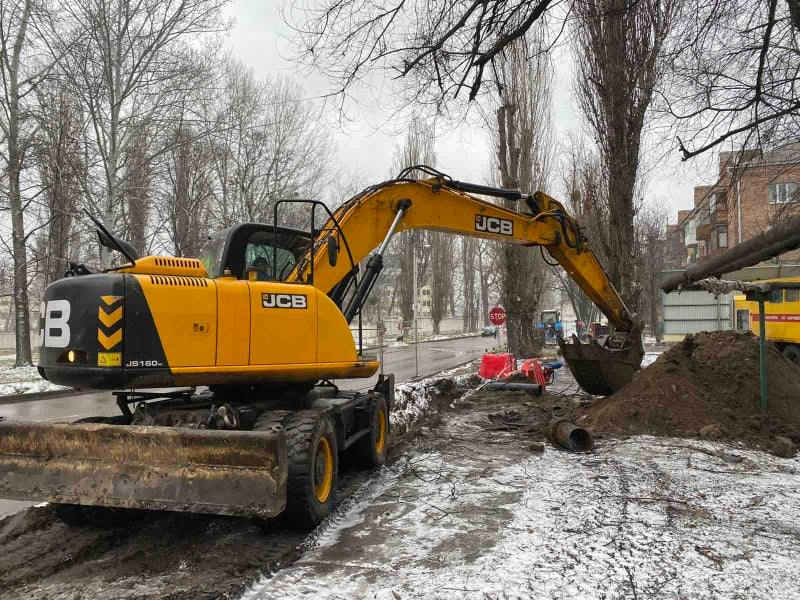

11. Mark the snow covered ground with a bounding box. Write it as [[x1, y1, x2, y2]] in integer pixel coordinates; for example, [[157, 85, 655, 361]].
[[641, 351, 662, 368], [0, 354, 66, 397], [243, 398, 800, 599]]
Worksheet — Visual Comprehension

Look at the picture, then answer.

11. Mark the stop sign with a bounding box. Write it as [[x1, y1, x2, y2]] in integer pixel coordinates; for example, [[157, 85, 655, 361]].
[[489, 306, 506, 325]]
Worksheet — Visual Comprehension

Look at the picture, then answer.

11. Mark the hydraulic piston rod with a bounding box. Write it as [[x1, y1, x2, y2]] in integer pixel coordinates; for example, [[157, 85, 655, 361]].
[[343, 199, 411, 323]]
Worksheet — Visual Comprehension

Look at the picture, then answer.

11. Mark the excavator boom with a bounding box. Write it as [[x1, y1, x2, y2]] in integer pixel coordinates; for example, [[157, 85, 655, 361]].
[[288, 172, 643, 394]]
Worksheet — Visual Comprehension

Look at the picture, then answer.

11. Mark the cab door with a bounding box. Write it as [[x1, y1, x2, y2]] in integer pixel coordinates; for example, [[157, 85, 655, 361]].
[[248, 282, 317, 365]]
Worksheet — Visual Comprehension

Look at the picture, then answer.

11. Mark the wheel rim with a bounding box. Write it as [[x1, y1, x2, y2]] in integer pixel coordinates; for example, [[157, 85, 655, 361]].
[[313, 437, 334, 503], [375, 408, 386, 455]]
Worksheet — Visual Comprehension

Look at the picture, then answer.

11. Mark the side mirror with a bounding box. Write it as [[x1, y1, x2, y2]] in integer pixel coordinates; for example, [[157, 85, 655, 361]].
[[327, 235, 339, 267]]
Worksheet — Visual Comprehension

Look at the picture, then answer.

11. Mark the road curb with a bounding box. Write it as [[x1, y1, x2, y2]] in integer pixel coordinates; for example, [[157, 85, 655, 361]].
[[0, 388, 84, 405]]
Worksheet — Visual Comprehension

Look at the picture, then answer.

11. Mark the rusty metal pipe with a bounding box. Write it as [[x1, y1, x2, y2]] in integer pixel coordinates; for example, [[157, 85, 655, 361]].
[[662, 213, 800, 293], [548, 419, 593, 452]]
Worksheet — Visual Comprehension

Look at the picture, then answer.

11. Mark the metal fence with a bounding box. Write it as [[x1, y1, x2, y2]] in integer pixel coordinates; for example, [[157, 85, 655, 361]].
[[351, 316, 475, 347], [661, 290, 732, 342], [0, 332, 39, 351]]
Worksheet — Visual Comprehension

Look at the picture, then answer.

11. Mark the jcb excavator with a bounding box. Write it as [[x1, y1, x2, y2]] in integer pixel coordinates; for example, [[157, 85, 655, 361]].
[[0, 166, 642, 526]]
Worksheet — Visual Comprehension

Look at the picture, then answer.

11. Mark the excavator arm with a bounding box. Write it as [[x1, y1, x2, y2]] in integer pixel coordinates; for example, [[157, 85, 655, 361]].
[[289, 173, 642, 394]]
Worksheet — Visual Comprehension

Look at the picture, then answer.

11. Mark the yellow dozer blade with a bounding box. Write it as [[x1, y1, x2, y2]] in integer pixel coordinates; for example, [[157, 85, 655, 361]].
[[0, 421, 287, 518], [559, 327, 644, 396]]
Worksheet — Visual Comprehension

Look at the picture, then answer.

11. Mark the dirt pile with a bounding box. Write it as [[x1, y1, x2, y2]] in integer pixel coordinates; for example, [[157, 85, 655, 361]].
[[582, 330, 800, 448]]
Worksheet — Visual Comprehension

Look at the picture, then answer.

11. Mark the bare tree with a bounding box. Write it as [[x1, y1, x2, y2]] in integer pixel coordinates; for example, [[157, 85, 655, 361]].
[[121, 128, 151, 254], [558, 136, 608, 328], [430, 231, 455, 334], [159, 124, 214, 258], [492, 38, 553, 357], [390, 119, 434, 337], [461, 237, 479, 332], [51, 0, 229, 265], [635, 203, 668, 341], [284, 0, 557, 108], [574, 0, 677, 308], [35, 86, 84, 286], [0, 0, 53, 366], [208, 61, 333, 228], [665, 1, 800, 160]]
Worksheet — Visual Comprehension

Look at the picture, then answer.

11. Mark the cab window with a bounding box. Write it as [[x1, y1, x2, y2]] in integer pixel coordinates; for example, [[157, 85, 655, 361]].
[[245, 236, 297, 281]]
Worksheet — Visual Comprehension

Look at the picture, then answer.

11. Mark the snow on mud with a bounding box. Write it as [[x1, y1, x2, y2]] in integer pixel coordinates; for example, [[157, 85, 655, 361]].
[[245, 413, 800, 599]]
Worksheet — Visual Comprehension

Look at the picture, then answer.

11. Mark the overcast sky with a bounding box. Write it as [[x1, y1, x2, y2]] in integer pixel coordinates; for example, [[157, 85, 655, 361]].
[[225, 1, 715, 222]]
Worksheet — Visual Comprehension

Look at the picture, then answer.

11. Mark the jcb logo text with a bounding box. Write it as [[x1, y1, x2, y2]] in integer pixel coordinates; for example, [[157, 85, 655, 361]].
[[262, 293, 308, 309], [38, 299, 71, 348], [475, 215, 513, 236]]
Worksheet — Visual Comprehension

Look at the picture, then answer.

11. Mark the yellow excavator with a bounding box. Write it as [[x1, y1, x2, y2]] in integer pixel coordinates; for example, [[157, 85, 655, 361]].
[[0, 166, 642, 526]]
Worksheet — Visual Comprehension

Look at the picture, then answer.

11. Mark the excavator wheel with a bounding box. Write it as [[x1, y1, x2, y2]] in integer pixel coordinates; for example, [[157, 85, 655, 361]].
[[282, 410, 338, 529], [353, 396, 388, 468]]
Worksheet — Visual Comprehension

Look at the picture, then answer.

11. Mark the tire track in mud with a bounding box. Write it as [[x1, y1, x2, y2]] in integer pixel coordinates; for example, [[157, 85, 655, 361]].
[[0, 379, 456, 600], [0, 458, 389, 600]]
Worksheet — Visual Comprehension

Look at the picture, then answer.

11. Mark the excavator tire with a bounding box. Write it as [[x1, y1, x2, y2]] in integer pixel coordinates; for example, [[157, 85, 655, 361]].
[[353, 396, 388, 468], [281, 410, 338, 529]]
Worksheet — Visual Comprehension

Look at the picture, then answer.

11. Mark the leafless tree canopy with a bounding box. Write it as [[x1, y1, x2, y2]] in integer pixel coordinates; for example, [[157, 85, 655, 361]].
[[283, 0, 557, 108], [663, 0, 800, 160], [574, 0, 677, 307], [492, 37, 553, 357]]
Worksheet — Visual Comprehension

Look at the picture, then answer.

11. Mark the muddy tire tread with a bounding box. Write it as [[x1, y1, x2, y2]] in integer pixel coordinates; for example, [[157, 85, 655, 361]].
[[283, 410, 336, 529]]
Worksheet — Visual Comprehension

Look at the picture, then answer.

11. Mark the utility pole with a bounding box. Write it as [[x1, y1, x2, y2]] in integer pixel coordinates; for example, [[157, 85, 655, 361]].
[[413, 234, 419, 378]]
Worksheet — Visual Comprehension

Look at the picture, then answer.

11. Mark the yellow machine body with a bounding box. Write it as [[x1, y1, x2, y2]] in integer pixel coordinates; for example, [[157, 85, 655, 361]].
[[133, 275, 376, 386]]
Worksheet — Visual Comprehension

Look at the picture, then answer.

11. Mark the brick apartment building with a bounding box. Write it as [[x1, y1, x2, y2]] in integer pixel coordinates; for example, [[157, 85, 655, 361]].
[[666, 143, 800, 268]]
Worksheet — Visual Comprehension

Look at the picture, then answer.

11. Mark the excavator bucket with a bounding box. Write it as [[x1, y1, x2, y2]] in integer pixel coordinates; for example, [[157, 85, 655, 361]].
[[559, 328, 644, 396], [0, 421, 287, 518]]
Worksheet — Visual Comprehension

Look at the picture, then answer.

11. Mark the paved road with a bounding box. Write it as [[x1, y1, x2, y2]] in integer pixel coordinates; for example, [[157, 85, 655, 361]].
[[0, 333, 504, 518]]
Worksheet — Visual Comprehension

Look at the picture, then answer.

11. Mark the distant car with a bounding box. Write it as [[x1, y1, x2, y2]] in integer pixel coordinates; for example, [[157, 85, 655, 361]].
[[481, 326, 499, 337]]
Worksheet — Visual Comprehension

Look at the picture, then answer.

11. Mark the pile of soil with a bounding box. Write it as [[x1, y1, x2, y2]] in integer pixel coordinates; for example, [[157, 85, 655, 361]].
[[581, 330, 800, 447]]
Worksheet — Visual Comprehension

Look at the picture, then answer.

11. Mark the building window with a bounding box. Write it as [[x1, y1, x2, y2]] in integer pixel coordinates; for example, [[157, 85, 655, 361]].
[[717, 228, 728, 248], [769, 182, 798, 204], [684, 218, 697, 245]]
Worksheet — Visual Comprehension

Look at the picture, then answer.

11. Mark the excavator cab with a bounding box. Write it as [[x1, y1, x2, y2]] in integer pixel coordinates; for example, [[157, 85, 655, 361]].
[[202, 224, 312, 281]]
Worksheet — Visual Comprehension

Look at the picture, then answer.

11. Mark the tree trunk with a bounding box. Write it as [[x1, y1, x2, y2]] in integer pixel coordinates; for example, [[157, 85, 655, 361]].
[[477, 245, 490, 326], [8, 106, 32, 366], [496, 104, 547, 357], [6, 9, 32, 366]]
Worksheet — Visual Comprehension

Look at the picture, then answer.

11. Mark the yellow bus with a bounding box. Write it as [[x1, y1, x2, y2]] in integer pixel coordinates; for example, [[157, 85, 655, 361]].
[[733, 277, 800, 364]]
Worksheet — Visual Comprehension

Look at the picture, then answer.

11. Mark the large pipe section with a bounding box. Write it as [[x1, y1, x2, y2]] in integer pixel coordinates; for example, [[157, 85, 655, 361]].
[[662, 212, 800, 293], [548, 419, 594, 452]]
